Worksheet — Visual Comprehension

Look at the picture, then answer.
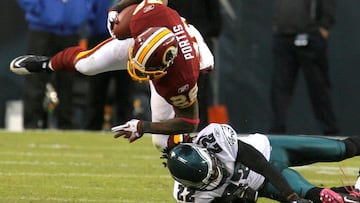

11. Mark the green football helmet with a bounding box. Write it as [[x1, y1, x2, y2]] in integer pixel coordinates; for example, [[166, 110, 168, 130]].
[[167, 143, 226, 190]]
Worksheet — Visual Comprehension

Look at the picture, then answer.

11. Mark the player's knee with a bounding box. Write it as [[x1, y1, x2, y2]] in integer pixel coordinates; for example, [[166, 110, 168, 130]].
[[74, 61, 97, 76], [152, 134, 193, 152], [152, 134, 169, 152]]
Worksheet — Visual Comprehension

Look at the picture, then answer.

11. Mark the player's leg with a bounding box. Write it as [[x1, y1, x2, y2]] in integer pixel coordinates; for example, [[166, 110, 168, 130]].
[[10, 38, 133, 75], [299, 32, 339, 135], [149, 82, 193, 152], [263, 138, 322, 202], [268, 135, 360, 168], [74, 38, 133, 75], [150, 82, 196, 201], [269, 34, 299, 134], [23, 73, 49, 128], [149, 81, 174, 151], [268, 136, 360, 202], [10, 45, 84, 75], [261, 167, 360, 203]]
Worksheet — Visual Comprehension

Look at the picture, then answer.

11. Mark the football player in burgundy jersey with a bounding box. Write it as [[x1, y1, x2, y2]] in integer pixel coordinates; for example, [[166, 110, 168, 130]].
[[10, 0, 214, 152], [119, 0, 202, 151]]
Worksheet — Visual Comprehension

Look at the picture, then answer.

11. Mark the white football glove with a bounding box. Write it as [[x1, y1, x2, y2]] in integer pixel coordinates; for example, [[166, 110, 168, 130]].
[[107, 10, 119, 38], [111, 119, 143, 143]]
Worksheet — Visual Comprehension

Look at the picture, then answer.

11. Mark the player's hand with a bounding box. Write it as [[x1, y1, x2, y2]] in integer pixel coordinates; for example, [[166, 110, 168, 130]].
[[111, 119, 143, 143], [107, 10, 119, 38], [221, 184, 258, 203]]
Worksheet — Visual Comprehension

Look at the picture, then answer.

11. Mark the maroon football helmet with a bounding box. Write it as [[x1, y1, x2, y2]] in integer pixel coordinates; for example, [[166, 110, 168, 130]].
[[127, 27, 178, 81]]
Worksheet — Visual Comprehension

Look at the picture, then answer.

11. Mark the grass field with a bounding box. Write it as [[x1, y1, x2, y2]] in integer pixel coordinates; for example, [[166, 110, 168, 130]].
[[0, 130, 359, 203]]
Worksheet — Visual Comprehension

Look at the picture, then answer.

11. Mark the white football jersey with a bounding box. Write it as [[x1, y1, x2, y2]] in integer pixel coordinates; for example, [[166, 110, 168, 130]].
[[173, 123, 271, 203]]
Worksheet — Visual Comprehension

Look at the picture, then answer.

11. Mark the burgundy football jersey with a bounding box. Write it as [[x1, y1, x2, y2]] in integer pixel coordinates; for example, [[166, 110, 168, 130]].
[[130, 1, 200, 109]]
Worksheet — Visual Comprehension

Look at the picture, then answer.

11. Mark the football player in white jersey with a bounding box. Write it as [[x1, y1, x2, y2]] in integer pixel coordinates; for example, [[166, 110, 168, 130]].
[[165, 123, 360, 203]]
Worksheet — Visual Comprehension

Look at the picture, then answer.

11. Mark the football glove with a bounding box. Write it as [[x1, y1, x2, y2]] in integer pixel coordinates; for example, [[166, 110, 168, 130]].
[[107, 10, 119, 38], [111, 119, 143, 143], [221, 184, 258, 203]]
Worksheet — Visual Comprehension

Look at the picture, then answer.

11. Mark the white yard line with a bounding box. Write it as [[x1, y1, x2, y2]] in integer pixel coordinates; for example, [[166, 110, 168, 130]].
[[0, 196, 139, 203], [0, 171, 170, 179], [24, 143, 155, 151], [0, 151, 158, 160]]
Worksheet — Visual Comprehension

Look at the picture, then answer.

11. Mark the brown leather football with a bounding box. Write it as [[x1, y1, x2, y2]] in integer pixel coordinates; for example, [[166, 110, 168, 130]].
[[113, 4, 137, 39]]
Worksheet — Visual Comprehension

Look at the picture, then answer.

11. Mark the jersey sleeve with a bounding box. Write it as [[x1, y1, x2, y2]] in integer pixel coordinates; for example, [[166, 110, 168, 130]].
[[194, 124, 239, 166]]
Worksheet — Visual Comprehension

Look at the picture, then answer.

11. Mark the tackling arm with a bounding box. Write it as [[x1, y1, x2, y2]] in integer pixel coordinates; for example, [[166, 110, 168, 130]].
[[237, 141, 305, 202]]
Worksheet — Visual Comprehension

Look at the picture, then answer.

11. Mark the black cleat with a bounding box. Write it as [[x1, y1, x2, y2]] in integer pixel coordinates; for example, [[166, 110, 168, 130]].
[[10, 55, 51, 75]]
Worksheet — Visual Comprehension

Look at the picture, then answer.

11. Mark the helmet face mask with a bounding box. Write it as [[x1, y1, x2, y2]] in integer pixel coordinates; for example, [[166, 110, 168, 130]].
[[166, 143, 225, 191], [127, 27, 178, 82]]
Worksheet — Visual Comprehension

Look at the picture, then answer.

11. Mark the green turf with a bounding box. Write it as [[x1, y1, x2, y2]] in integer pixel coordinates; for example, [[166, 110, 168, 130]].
[[0, 130, 359, 203]]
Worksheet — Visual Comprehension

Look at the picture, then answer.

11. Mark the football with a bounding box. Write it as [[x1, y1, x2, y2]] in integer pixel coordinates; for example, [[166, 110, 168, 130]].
[[113, 4, 138, 39]]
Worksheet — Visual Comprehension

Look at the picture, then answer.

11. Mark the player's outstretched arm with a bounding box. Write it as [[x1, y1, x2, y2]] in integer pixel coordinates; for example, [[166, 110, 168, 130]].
[[112, 100, 199, 143], [237, 141, 312, 202]]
